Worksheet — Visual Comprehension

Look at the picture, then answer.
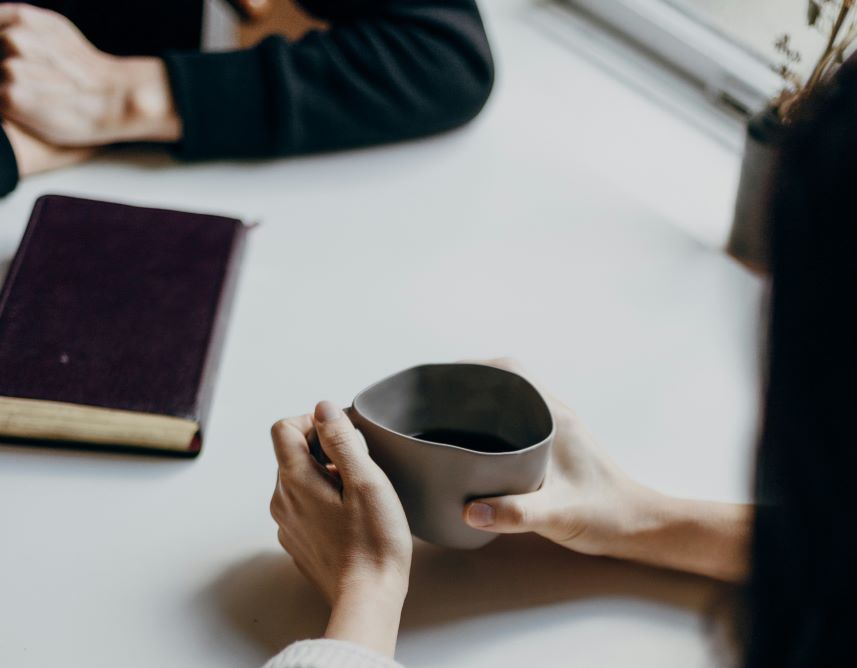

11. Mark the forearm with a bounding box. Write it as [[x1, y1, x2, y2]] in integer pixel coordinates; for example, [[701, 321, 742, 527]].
[[325, 573, 407, 658], [163, 0, 494, 160], [612, 488, 753, 582]]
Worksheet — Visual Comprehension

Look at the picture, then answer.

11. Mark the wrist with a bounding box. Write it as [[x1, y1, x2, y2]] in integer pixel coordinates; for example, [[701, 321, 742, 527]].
[[591, 483, 669, 562], [110, 57, 181, 143], [609, 486, 752, 582], [335, 566, 409, 610], [611, 485, 676, 556], [325, 568, 408, 658]]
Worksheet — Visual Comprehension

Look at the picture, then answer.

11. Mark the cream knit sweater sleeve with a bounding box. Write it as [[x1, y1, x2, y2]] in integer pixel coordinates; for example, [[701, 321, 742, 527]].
[[263, 640, 404, 668]]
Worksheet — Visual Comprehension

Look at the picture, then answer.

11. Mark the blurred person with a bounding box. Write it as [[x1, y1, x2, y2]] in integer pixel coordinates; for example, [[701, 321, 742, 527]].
[[265, 59, 857, 667], [0, 0, 493, 195]]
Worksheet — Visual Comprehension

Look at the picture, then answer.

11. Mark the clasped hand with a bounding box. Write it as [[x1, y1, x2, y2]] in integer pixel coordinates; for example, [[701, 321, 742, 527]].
[[0, 4, 179, 174]]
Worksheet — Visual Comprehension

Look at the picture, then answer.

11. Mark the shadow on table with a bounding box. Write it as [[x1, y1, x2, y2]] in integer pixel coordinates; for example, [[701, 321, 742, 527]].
[[204, 533, 732, 657], [91, 144, 283, 173], [91, 145, 179, 172]]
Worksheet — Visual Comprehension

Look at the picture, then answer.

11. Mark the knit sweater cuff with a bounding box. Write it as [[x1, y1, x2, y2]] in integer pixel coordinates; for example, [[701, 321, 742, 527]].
[[263, 639, 404, 668], [162, 40, 280, 161]]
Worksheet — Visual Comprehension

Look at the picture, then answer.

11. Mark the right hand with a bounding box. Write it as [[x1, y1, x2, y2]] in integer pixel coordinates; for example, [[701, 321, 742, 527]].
[[463, 359, 654, 558], [0, 4, 180, 148]]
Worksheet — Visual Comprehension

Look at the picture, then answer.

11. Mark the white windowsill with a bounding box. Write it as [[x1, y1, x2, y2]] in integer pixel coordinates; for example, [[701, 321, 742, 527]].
[[560, 0, 782, 115]]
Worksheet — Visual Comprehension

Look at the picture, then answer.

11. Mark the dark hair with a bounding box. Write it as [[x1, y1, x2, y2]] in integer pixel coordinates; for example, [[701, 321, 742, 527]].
[[744, 61, 857, 667]]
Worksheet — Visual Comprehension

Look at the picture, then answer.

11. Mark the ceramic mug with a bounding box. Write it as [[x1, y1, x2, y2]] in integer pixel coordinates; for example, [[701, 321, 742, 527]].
[[344, 363, 555, 549]]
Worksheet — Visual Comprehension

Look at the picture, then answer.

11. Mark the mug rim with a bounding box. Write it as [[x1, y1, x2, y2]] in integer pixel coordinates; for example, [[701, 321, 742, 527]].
[[351, 362, 556, 457]]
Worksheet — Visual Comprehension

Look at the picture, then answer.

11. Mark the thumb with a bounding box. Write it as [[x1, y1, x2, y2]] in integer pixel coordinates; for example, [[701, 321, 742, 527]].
[[227, 0, 272, 21], [313, 400, 374, 485], [464, 492, 547, 534]]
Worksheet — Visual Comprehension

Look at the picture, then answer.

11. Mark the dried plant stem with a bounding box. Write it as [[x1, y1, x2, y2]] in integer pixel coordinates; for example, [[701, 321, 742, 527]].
[[807, 0, 853, 88], [778, 0, 857, 122]]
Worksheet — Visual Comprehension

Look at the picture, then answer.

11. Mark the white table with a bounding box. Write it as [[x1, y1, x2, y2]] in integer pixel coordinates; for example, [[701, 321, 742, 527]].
[[0, 2, 763, 666]]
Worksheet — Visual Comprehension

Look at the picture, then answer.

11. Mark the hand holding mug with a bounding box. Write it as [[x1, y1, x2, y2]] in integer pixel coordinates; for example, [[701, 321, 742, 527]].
[[270, 401, 412, 657], [463, 376, 649, 557], [465, 359, 752, 582]]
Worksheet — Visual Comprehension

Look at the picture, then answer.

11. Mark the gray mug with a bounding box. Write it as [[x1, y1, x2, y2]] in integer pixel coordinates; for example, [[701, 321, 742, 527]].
[[346, 363, 555, 549]]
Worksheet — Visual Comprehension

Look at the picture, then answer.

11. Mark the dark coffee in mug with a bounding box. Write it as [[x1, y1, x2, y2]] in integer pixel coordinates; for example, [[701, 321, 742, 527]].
[[410, 429, 519, 453], [348, 363, 555, 548]]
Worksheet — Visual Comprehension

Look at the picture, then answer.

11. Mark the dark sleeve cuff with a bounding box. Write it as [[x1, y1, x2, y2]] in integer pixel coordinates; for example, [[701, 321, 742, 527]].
[[0, 126, 20, 197], [295, 0, 386, 21], [162, 41, 279, 161]]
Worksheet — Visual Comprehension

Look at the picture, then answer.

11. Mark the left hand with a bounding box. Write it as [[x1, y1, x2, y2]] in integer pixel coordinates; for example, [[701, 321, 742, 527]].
[[0, 4, 180, 147], [270, 401, 412, 657], [3, 121, 95, 176], [462, 359, 649, 558], [463, 359, 752, 583]]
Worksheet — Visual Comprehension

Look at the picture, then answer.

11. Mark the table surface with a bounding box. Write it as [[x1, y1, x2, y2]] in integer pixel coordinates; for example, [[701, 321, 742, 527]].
[[0, 2, 764, 667]]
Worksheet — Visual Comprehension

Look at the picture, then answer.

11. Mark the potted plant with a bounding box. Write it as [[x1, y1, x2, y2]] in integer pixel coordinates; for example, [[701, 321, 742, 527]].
[[728, 0, 857, 272]]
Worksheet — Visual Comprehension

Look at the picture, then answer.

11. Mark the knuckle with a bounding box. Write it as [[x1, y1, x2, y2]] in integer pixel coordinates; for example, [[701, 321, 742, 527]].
[[17, 4, 42, 23], [350, 474, 379, 497], [277, 471, 301, 504], [3, 27, 24, 48], [3, 84, 21, 107], [506, 501, 529, 527], [1, 5, 20, 22], [321, 425, 354, 451], [1, 58, 19, 82], [270, 495, 290, 524], [270, 419, 289, 440]]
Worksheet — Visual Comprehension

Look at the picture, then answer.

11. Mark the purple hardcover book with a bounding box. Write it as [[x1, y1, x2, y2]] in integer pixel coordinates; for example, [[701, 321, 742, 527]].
[[0, 194, 248, 455]]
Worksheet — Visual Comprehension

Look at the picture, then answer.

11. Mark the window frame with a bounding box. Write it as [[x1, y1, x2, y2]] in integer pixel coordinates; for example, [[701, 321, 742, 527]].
[[560, 0, 783, 116]]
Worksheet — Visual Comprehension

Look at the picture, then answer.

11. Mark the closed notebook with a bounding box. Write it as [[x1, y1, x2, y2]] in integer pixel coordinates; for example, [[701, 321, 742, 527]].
[[0, 194, 248, 455]]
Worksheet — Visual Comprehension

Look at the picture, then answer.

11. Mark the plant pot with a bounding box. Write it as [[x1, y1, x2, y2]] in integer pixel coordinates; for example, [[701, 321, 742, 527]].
[[727, 107, 785, 273]]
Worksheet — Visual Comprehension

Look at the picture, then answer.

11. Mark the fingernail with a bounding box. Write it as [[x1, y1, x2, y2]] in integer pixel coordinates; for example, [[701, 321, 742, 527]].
[[467, 502, 495, 527], [315, 400, 343, 423]]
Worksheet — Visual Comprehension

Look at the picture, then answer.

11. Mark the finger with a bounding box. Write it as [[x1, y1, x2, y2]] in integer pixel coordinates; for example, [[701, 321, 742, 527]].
[[0, 59, 60, 102], [228, 0, 272, 21], [0, 82, 41, 128], [280, 413, 314, 438], [0, 5, 23, 28], [475, 358, 573, 418], [0, 26, 48, 60], [463, 491, 548, 534], [477, 357, 526, 375], [270, 417, 313, 470], [313, 400, 376, 486]]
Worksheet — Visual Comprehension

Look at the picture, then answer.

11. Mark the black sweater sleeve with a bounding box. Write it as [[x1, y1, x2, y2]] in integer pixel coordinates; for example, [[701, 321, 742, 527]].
[[162, 0, 494, 160], [0, 126, 19, 197]]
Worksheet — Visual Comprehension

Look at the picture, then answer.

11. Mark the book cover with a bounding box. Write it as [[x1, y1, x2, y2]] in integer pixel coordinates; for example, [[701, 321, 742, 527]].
[[0, 194, 248, 455]]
